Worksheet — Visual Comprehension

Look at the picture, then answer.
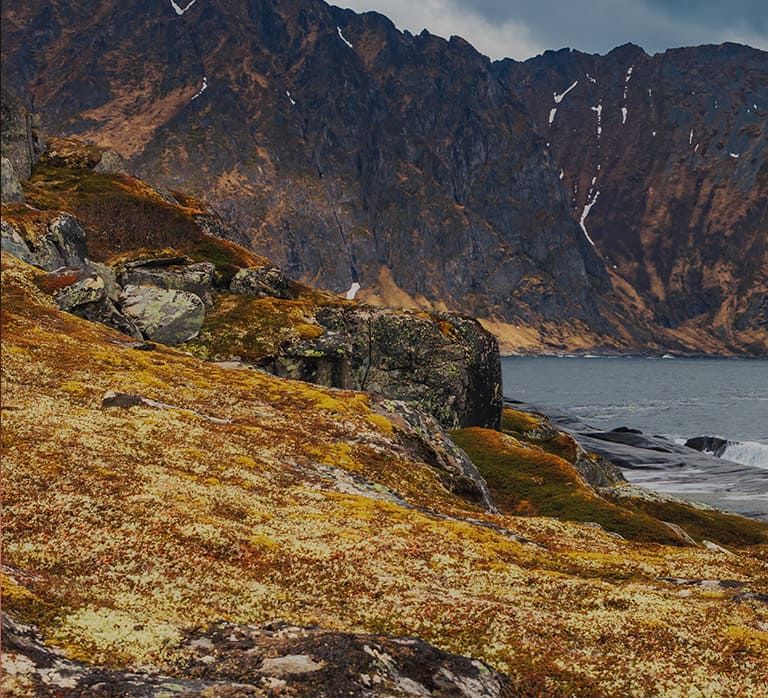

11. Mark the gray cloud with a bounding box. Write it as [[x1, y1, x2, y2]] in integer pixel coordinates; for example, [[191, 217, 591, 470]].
[[338, 0, 768, 59]]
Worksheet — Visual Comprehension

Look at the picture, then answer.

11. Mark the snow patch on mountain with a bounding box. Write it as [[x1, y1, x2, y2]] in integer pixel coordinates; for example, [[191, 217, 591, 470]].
[[337, 26, 353, 49], [191, 76, 207, 100], [553, 81, 578, 104], [345, 282, 361, 300], [170, 0, 197, 15], [579, 190, 600, 246]]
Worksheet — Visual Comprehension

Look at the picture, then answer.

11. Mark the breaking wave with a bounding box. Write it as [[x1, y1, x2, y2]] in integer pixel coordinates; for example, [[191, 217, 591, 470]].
[[721, 441, 768, 469]]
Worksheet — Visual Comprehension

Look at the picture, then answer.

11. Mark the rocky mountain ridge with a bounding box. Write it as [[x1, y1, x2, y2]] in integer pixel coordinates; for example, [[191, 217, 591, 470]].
[[498, 42, 768, 354], [0, 0, 622, 353], [2, 0, 765, 353]]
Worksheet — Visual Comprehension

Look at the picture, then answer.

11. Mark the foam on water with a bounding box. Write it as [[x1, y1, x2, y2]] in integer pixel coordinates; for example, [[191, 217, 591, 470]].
[[722, 441, 768, 469]]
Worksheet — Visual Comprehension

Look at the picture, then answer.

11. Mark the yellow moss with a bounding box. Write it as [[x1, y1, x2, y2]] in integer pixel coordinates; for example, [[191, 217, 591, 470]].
[[725, 626, 768, 654], [250, 533, 279, 550], [367, 412, 394, 434], [3, 252, 768, 696]]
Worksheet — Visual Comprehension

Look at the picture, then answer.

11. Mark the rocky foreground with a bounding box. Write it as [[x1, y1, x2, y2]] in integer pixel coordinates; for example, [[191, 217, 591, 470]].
[[2, 137, 768, 695]]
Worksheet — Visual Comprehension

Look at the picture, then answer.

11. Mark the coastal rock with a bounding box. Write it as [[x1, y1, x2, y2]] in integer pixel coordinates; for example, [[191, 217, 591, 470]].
[[118, 285, 205, 345], [1, 614, 511, 697], [685, 436, 730, 457], [267, 305, 503, 429], [230, 264, 294, 299], [501, 405, 625, 488]]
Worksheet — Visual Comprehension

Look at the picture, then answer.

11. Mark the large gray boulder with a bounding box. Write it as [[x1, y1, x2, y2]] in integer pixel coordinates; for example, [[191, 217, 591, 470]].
[[119, 258, 216, 305], [119, 285, 205, 345], [0, 213, 88, 271], [266, 305, 502, 430]]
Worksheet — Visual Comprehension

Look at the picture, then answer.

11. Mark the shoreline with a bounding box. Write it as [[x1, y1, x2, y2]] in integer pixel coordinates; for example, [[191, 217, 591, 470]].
[[504, 399, 768, 522], [501, 350, 768, 360]]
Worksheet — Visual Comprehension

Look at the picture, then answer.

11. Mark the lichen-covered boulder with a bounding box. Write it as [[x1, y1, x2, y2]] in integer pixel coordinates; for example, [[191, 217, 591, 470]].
[[52, 271, 106, 311], [230, 264, 294, 299], [119, 258, 216, 305], [266, 306, 503, 429], [0, 157, 24, 203], [0, 213, 88, 271], [119, 285, 205, 345], [38, 266, 142, 339]]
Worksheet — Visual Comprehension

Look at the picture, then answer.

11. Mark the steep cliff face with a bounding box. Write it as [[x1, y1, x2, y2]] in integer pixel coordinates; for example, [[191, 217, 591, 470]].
[[497, 44, 768, 353], [0, 0, 615, 349]]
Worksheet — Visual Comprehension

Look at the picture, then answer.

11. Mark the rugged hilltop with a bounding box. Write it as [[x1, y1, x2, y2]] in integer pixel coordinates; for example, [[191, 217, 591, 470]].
[[2, 0, 765, 354], [2, 112, 768, 694]]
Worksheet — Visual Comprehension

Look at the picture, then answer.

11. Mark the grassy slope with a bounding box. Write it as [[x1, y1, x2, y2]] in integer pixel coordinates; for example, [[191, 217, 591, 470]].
[[2, 252, 768, 696], [487, 407, 768, 547]]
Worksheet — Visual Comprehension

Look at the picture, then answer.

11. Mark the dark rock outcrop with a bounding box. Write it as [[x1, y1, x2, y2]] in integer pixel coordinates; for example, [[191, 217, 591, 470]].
[[266, 305, 503, 429], [0, 213, 88, 271], [119, 258, 217, 306], [1, 156, 25, 203], [230, 264, 295, 299], [377, 398, 496, 509], [685, 436, 730, 457], [1, 614, 511, 697], [0, 86, 43, 201]]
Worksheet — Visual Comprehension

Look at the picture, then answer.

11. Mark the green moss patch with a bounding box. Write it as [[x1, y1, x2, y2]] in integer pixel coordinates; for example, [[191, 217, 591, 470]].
[[451, 428, 684, 544], [606, 495, 768, 548]]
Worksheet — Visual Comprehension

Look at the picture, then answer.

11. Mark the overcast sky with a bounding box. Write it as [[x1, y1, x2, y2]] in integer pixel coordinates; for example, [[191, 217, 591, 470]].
[[338, 0, 768, 60]]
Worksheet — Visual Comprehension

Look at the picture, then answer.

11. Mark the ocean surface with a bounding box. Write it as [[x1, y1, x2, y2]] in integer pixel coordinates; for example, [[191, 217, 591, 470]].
[[502, 356, 768, 466], [502, 356, 768, 518]]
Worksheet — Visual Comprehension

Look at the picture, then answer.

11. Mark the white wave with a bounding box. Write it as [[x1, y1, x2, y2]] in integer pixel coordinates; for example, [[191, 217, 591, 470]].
[[721, 441, 768, 468]]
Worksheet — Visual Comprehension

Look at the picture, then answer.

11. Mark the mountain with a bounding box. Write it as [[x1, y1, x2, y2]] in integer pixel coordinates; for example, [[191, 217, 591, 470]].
[[1, 0, 766, 354], [498, 43, 768, 354]]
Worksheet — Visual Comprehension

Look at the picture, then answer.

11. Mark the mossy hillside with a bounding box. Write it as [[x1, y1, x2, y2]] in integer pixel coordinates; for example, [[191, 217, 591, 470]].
[[451, 428, 691, 544], [4, 251, 768, 695], [18, 139, 264, 279], [499, 408, 768, 548], [607, 494, 768, 548]]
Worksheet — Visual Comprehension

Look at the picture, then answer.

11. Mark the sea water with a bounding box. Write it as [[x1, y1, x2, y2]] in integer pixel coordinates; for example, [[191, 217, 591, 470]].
[[502, 356, 768, 468]]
